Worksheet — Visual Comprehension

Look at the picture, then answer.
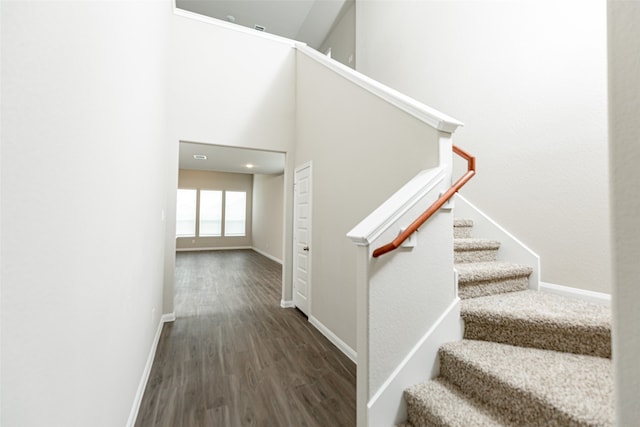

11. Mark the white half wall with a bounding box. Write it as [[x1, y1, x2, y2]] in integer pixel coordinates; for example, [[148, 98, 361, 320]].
[[356, 0, 611, 294], [1, 1, 171, 425], [252, 173, 285, 263], [608, 1, 640, 425]]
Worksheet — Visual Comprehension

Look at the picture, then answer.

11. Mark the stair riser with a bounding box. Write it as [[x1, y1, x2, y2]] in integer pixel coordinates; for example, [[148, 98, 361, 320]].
[[458, 277, 529, 299], [439, 351, 590, 427], [454, 249, 498, 264], [454, 226, 473, 239], [405, 380, 508, 427], [405, 397, 444, 427], [462, 321, 611, 358]]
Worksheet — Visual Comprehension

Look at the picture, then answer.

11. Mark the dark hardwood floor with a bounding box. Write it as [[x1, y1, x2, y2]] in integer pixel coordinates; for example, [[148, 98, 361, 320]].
[[135, 250, 356, 427]]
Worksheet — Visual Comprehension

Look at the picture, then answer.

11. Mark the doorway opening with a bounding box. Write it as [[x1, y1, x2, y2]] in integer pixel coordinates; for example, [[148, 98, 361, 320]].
[[170, 140, 290, 316]]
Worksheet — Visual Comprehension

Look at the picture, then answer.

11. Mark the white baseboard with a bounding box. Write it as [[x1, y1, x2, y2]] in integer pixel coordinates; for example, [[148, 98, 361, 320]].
[[309, 315, 357, 363], [251, 247, 283, 264], [540, 282, 611, 306], [161, 312, 176, 322], [280, 299, 295, 308], [176, 246, 252, 252], [126, 312, 175, 427], [368, 299, 463, 427]]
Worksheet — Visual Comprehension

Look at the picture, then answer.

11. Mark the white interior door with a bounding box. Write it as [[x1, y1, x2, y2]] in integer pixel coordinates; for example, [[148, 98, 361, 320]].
[[293, 163, 312, 316]]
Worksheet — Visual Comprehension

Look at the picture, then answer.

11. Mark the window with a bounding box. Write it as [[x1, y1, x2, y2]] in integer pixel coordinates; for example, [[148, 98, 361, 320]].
[[199, 190, 222, 236], [176, 189, 247, 238], [224, 191, 247, 236], [176, 189, 197, 237]]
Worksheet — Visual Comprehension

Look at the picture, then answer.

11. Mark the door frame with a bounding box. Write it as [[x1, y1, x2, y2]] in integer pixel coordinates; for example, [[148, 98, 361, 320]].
[[293, 161, 312, 317]]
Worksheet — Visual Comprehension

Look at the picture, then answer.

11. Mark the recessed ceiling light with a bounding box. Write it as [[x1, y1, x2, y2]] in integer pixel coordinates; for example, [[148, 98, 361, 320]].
[[193, 154, 207, 160], [246, 164, 255, 169]]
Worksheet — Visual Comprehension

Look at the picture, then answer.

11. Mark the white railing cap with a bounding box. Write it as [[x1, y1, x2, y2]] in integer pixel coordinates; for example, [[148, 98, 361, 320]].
[[296, 44, 463, 134]]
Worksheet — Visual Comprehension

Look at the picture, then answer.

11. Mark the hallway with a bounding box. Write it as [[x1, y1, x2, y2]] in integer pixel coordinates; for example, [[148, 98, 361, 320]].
[[135, 250, 356, 427]]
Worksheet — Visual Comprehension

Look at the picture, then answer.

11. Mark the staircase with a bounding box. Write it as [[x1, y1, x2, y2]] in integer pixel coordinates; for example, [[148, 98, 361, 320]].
[[402, 219, 613, 426]]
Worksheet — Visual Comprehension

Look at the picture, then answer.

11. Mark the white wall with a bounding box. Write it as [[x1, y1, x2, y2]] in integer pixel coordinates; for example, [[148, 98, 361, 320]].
[[1, 1, 170, 425], [170, 11, 296, 152], [357, 0, 611, 293], [608, 1, 640, 424], [319, 1, 356, 69], [252, 173, 285, 262], [295, 51, 441, 351], [166, 11, 297, 313]]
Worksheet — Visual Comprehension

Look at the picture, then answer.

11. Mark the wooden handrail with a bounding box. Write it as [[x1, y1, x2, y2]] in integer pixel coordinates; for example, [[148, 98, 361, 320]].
[[372, 145, 476, 258]]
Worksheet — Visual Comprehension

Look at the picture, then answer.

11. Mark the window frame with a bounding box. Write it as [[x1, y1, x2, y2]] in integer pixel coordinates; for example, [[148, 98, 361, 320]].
[[223, 190, 247, 237], [175, 188, 249, 239], [175, 188, 198, 238]]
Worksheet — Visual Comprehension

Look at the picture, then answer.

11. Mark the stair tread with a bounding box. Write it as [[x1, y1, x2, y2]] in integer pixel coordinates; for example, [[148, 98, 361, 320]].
[[454, 238, 501, 251], [440, 340, 614, 426], [405, 378, 509, 427], [456, 262, 533, 283]]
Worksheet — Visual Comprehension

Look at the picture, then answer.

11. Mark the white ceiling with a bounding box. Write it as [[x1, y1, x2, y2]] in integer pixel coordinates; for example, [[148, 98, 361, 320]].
[[176, 0, 349, 49], [179, 141, 285, 175]]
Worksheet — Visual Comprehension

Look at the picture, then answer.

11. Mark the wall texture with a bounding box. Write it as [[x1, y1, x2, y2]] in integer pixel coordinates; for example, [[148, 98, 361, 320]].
[[252, 173, 285, 262], [176, 169, 253, 250], [356, 0, 611, 293], [608, 1, 640, 424], [1, 1, 170, 425]]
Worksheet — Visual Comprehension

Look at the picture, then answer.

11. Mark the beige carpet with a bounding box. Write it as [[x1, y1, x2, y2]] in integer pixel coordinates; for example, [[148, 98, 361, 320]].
[[402, 219, 613, 426], [462, 290, 611, 358]]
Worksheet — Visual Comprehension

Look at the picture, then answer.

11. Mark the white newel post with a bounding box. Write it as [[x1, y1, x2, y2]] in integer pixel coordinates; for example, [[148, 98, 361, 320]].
[[354, 244, 371, 427]]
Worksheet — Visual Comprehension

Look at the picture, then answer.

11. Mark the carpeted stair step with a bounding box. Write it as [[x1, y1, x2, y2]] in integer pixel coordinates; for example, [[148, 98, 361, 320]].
[[456, 262, 532, 299], [454, 218, 474, 239], [404, 378, 510, 427], [439, 340, 614, 427], [454, 238, 501, 264], [461, 290, 611, 358]]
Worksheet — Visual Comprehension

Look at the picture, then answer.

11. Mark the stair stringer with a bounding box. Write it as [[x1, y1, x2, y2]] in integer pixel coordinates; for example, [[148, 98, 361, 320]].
[[453, 193, 540, 290], [367, 299, 463, 427]]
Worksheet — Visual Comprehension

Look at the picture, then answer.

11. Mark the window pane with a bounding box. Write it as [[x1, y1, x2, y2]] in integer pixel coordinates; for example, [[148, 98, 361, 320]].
[[176, 189, 196, 237], [200, 190, 222, 236], [224, 191, 246, 236]]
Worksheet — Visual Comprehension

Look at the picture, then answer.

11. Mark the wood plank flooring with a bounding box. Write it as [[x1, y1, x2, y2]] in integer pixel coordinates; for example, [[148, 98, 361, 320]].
[[135, 250, 356, 427]]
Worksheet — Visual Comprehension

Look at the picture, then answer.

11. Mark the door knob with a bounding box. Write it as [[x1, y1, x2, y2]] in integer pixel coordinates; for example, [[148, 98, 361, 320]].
[[303, 246, 309, 251]]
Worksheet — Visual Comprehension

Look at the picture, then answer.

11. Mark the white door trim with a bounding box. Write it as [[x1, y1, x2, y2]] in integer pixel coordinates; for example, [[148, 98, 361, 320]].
[[293, 161, 312, 316]]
